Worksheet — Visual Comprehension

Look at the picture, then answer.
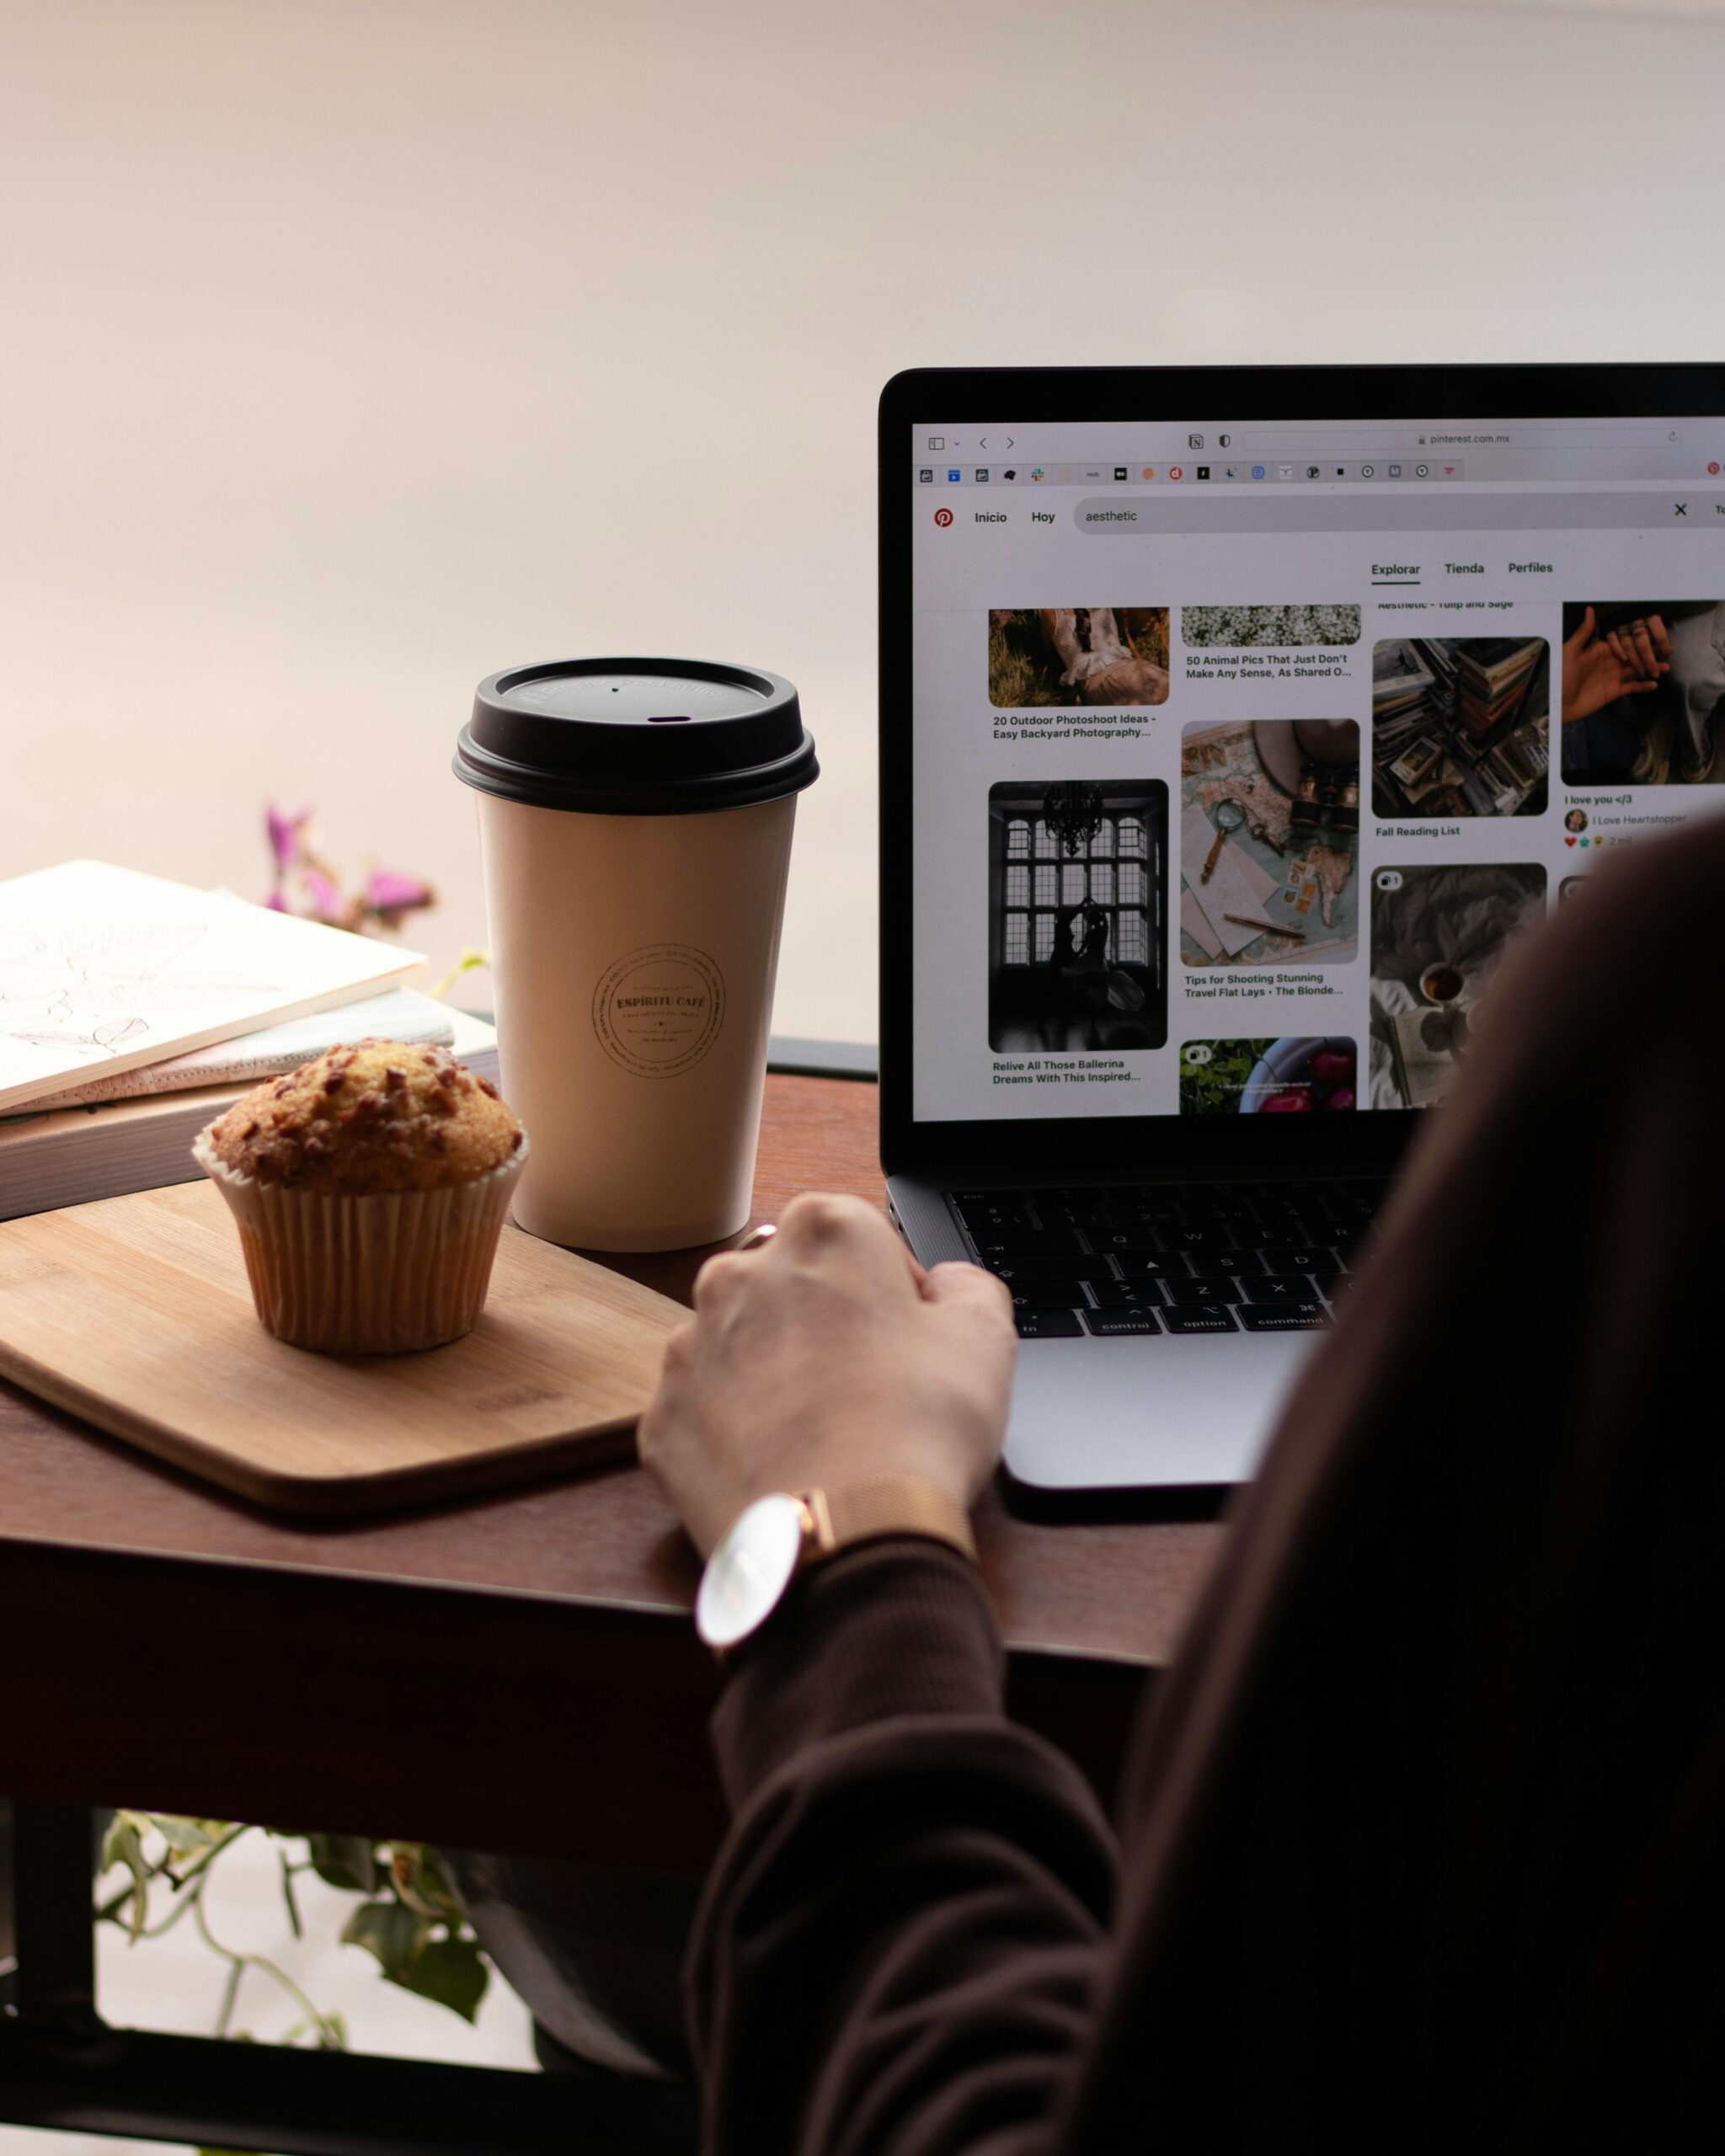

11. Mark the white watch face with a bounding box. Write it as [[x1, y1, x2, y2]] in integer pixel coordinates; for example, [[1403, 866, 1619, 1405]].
[[695, 1493, 808, 1651]]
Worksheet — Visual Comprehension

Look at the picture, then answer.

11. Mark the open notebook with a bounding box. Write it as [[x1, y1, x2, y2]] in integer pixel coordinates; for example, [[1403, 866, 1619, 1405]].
[[0, 861, 424, 1114]]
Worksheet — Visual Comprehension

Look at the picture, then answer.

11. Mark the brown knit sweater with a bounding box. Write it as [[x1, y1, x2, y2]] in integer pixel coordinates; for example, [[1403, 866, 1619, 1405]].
[[686, 817, 1725, 2154]]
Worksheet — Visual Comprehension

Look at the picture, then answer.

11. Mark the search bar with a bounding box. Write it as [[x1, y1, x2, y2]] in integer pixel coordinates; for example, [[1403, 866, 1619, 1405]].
[[1073, 492, 1724, 534]]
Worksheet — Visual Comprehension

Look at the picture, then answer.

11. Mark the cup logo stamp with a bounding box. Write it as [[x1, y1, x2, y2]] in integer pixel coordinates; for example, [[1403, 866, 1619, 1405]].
[[593, 943, 725, 1079]]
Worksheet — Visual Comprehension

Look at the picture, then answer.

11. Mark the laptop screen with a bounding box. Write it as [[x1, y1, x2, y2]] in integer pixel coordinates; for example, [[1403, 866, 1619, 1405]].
[[905, 408, 1725, 1128]]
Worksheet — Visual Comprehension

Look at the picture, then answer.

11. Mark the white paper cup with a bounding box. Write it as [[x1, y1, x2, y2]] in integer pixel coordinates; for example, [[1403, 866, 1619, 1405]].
[[455, 659, 816, 1252]]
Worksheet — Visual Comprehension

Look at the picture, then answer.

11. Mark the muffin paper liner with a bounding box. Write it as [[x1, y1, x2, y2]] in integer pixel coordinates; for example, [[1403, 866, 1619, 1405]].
[[193, 1134, 527, 1355]]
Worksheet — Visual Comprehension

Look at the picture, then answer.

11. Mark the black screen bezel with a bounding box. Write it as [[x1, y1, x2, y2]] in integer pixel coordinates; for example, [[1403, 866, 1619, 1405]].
[[878, 360, 1722, 1179]]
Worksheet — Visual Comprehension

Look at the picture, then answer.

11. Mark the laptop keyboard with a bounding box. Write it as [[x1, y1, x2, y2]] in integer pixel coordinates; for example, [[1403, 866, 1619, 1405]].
[[946, 1181, 1387, 1338]]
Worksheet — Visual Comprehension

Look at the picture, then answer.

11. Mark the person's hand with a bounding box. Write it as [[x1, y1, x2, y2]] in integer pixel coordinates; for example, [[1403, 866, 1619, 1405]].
[[1562, 606, 1672, 723], [637, 1193, 1017, 1556]]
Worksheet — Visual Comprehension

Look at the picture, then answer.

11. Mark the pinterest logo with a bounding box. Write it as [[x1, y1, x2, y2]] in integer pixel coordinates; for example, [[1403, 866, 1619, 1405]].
[[1710, 462, 1722, 477], [934, 506, 953, 527]]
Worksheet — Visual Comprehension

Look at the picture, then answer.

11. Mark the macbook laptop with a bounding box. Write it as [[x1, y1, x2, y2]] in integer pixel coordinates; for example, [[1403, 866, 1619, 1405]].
[[879, 363, 1725, 1499]]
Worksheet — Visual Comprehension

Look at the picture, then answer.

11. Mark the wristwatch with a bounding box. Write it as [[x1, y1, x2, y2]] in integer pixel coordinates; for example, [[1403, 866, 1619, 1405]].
[[694, 1477, 978, 1655]]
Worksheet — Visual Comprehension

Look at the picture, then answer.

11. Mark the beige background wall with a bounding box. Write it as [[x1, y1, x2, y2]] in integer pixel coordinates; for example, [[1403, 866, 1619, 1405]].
[[4, 0, 1723, 1045]]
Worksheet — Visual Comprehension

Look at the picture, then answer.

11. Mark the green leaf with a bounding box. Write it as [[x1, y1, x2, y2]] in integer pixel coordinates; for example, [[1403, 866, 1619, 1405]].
[[340, 1898, 429, 1980], [390, 1844, 462, 1922], [430, 947, 489, 999], [99, 1814, 151, 1941], [101, 1806, 156, 1865], [278, 1849, 304, 1940], [307, 1833, 379, 1894], [392, 1934, 489, 2024], [281, 2008, 348, 2052], [152, 1813, 220, 1856]]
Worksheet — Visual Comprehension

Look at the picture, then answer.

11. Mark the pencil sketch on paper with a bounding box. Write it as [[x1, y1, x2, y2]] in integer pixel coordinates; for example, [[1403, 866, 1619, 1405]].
[[0, 920, 280, 1065], [0, 860, 426, 1118]]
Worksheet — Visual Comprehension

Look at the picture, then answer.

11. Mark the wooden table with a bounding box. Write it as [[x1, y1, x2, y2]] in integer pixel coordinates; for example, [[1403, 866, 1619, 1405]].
[[0, 1071, 1224, 2151], [0, 1075, 1222, 1868], [0, 1075, 1220, 1869]]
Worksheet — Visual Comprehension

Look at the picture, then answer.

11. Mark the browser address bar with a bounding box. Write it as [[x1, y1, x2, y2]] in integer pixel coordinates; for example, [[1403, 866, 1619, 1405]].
[[1242, 424, 1680, 444], [1496, 424, 1682, 441]]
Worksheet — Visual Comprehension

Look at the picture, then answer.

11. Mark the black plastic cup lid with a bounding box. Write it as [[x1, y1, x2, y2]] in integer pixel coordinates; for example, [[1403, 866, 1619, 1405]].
[[454, 657, 817, 815]]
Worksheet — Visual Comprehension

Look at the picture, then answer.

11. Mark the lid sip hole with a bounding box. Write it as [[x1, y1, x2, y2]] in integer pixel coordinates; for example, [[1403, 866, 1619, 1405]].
[[648, 713, 692, 723]]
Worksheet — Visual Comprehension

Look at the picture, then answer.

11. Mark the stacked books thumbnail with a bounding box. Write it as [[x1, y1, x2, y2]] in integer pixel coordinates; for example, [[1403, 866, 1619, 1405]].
[[0, 861, 495, 1223], [1372, 642, 1457, 810], [1482, 720, 1550, 803], [1386, 742, 1460, 810], [1455, 638, 1544, 739], [1371, 643, 1441, 764], [1371, 639, 1436, 739]]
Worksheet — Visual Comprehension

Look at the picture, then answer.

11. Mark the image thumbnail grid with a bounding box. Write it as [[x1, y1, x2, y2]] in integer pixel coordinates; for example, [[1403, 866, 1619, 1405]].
[[1182, 604, 1360, 648], [1369, 862, 1546, 1109], [1179, 1037, 1358, 1116], [1371, 636, 1549, 819], [987, 779, 1169, 1054], [1179, 720, 1360, 968], [1560, 600, 1725, 787], [988, 608, 1170, 707]]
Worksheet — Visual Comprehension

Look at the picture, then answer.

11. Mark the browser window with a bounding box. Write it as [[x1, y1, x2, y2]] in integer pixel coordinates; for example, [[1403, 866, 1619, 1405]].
[[910, 415, 1725, 1123]]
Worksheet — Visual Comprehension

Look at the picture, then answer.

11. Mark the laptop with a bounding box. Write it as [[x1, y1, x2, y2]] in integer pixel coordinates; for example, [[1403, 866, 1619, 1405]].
[[879, 363, 1725, 1500]]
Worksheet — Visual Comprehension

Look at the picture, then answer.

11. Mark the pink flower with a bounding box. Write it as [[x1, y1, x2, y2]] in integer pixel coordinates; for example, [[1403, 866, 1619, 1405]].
[[302, 869, 344, 924], [266, 803, 312, 874], [365, 869, 434, 916], [259, 803, 436, 940]]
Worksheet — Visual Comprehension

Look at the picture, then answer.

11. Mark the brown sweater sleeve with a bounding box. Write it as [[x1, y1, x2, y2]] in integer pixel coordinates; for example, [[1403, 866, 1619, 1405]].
[[686, 1540, 1121, 2156]]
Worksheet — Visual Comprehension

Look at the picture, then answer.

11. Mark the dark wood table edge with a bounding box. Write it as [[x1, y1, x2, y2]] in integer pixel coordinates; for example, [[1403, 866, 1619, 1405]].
[[0, 1517, 1164, 1669], [0, 1529, 1153, 1868], [0, 1055, 1167, 2156]]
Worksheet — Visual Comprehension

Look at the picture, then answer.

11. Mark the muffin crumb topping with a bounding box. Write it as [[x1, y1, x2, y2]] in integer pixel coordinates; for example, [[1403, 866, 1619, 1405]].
[[203, 1039, 522, 1194]]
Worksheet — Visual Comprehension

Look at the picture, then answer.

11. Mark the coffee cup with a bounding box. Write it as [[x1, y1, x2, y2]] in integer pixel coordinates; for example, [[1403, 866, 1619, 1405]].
[[455, 658, 816, 1251]]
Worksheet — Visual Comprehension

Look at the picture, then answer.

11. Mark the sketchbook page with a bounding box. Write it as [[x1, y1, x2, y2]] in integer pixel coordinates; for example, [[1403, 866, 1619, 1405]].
[[0, 861, 424, 1113], [21, 987, 457, 1111]]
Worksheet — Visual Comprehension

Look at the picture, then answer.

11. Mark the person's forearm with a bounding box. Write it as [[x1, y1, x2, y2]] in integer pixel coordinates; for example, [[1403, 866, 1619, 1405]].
[[687, 1544, 1121, 2156]]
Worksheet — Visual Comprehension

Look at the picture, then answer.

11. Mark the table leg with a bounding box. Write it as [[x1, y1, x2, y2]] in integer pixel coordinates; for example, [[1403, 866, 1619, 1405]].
[[8, 1799, 99, 2033]]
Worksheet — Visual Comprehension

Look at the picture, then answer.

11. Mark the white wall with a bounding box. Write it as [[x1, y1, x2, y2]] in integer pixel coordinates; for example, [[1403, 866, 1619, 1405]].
[[3, 0, 1722, 1042]]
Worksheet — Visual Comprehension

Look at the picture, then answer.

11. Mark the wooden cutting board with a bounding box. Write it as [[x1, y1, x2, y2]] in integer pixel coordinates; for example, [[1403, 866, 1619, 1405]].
[[0, 1181, 686, 1515]]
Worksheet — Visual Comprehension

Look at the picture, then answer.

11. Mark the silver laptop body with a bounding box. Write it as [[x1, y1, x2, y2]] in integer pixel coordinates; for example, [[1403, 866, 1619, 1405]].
[[877, 360, 1722, 1498]]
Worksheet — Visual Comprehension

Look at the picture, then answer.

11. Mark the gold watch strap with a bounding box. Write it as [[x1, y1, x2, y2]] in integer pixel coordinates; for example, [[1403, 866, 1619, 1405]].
[[798, 1477, 978, 1566]]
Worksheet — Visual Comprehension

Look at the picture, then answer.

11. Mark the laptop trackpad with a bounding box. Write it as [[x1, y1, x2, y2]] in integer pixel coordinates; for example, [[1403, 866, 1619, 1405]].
[[1001, 1329, 1312, 1492]]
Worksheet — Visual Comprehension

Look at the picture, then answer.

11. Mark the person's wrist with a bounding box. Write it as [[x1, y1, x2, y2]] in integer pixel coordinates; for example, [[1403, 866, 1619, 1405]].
[[804, 1477, 977, 1562], [698, 1431, 981, 1551], [694, 1476, 978, 1657], [708, 1538, 1005, 1805]]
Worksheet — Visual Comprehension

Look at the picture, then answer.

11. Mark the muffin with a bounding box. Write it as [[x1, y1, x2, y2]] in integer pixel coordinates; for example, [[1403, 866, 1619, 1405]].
[[194, 1039, 527, 1353]]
